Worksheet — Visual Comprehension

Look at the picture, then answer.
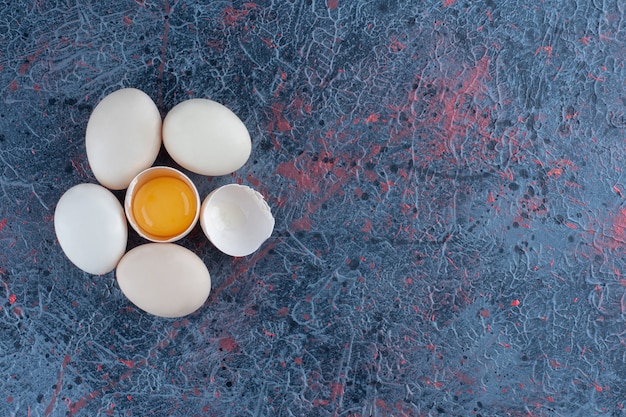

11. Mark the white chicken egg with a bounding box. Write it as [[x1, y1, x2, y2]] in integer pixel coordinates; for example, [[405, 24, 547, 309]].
[[116, 243, 211, 318], [86, 88, 162, 190], [162, 99, 251, 176], [54, 183, 128, 275], [200, 184, 274, 257]]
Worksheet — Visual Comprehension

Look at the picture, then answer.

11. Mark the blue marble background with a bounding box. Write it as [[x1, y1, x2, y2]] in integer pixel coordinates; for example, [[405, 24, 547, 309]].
[[1, 0, 625, 416]]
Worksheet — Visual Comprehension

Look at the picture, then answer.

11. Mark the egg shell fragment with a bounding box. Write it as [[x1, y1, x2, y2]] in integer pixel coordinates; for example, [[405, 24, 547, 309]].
[[116, 243, 211, 318], [54, 183, 128, 275], [162, 99, 251, 176], [200, 184, 274, 257], [86, 88, 162, 190]]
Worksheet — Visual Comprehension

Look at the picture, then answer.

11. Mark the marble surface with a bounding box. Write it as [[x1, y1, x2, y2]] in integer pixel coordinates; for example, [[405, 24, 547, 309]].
[[1, 1, 625, 416]]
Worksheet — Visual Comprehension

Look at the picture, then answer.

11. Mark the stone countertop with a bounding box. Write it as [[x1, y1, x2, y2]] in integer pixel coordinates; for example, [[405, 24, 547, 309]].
[[1, 1, 625, 416]]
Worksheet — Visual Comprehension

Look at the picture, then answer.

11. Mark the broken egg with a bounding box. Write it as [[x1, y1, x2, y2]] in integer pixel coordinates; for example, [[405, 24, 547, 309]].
[[200, 184, 274, 257], [116, 243, 211, 318], [125, 166, 200, 243]]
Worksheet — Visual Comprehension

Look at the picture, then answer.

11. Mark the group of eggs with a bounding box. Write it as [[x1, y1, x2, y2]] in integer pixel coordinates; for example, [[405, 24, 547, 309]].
[[54, 88, 274, 318]]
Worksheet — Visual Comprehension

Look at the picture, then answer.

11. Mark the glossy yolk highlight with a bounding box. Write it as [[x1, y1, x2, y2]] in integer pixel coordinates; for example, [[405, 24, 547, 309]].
[[132, 176, 196, 238]]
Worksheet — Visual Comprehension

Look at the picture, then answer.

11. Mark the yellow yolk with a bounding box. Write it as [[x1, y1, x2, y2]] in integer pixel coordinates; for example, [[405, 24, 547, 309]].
[[132, 176, 196, 238]]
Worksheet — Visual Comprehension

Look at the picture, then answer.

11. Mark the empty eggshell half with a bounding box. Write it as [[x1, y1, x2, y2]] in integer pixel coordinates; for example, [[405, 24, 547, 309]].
[[200, 184, 274, 257], [86, 88, 162, 190], [162, 99, 251, 176], [54, 183, 128, 275], [116, 243, 211, 318]]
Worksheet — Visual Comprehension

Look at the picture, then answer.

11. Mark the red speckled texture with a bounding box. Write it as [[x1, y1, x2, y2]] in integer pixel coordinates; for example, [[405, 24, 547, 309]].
[[1, 0, 625, 416]]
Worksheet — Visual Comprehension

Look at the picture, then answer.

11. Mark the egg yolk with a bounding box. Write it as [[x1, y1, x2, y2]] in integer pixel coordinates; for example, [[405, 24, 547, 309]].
[[132, 176, 196, 238]]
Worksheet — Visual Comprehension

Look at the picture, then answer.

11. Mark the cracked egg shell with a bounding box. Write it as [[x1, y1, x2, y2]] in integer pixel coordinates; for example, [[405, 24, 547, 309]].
[[200, 184, 274, 257]]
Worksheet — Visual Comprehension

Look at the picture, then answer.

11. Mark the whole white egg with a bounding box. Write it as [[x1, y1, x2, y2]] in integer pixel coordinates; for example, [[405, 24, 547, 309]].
[[86, 88, 162, 190], [116, 243, 211, 318], [162, 99, 251, 176], [54, 183, 128, 275]]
